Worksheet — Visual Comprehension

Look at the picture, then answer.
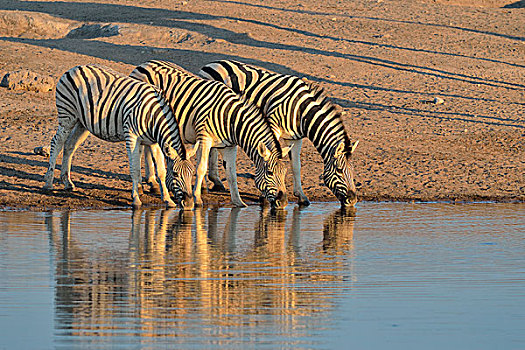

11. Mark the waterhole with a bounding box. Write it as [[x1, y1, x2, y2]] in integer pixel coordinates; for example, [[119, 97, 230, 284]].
[[1, 203, 523, 349]]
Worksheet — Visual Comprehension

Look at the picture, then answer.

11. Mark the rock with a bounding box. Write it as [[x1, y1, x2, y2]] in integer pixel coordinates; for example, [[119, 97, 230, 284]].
[[0, 10, 74, 39], [0, 70, 54, 92], [433, 97, 445, 105], [33, 146, 50, 157], [66, 23, 120, 39], [503, 1, 525, 8]]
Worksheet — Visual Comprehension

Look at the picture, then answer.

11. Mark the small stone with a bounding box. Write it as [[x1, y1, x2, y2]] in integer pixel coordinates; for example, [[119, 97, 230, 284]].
[[433, 97, 445, 105], [0, 70, 54, 92], [34, 146, 50, 157]]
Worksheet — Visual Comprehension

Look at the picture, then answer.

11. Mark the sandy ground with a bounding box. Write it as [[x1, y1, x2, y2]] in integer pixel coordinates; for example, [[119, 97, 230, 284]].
[[0, 0, 523, 210]]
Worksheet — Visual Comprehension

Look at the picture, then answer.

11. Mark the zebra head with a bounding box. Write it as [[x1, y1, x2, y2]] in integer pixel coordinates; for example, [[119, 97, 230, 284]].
[[255, 142, 290, 210], [164, 144, 197, 210], [323, 140, 359, 208]]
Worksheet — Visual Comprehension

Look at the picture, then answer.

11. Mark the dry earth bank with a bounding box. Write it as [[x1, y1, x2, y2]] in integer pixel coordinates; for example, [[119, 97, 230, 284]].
[[0, 0, 523, 210]]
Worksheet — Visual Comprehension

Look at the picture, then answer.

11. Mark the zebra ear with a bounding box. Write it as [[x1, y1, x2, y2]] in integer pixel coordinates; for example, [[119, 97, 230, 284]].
[[281, 144, 293, 158], [257, 141, 272, 162], [351, 140, 359, 154], [186, 141, 200, 159], [334, 141, 346, 158]]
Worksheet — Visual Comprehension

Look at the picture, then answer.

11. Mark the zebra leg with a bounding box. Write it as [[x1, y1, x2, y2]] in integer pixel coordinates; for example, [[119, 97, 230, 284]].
[[138, 145, 144, 195], [143, 145, 160, 194], [208, 147, 226, 192], [126, 135, 143, 208], [288, 139, 310, 206], [193, 140, 212, 207], [60, 123, 89, 191], [44, 123, 74, 190], [150, 144, 176, 208], [220, 146, 247, 208]]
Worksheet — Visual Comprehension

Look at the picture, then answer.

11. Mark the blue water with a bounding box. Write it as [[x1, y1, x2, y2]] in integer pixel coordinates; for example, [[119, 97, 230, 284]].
[[0, 203, 524, 349]]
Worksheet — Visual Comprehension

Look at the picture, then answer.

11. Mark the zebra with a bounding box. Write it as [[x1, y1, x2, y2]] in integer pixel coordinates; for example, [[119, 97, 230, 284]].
[[129, 60, 291, 209], [198, 60, 359, 208], [43, 65, 196, 209]]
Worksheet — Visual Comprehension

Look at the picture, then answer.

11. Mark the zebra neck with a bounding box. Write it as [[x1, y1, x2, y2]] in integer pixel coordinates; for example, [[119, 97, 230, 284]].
[[151, 115, 185, 159], [302, 112, 348, 161], [233, 106, 280, 165], [236, 127, 274, 165]]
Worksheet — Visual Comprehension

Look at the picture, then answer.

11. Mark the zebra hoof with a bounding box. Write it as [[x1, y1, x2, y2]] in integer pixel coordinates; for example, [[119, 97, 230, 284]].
[[148, 183, 160, 194], [294, 192, 311, 206], [209, 183, 227, 192], [297, 198, 311, 206], [259, 196, 269, 207], [233, 201, 248, 208], [132, 198, 142, 208]]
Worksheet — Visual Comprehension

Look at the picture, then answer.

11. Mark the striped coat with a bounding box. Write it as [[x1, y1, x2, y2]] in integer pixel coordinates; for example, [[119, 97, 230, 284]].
[[43, 65, 196, 209], [199, 60, 358, 207], [130, 60, 291, 208]]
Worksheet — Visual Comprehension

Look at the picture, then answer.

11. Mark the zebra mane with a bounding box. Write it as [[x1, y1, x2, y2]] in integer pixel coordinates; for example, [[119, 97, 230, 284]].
[[301, 77, 342, 118], [231, 60, 279, 75], [301, 77, 353, 157], [86, 64, 125, 78], [152, 86, 187, 160], [342, 131, 353, 158], [301, 77, 326, 99], [329, 103, 353, 157], [168, 100, 188, 160], [148, 60, 198, 78]]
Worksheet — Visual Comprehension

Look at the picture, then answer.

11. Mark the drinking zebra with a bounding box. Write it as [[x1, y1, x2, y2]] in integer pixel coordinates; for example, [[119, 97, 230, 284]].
[[43, 65, 196, 209], [198, 60, 359, 207], [129, 60, 291, 209]]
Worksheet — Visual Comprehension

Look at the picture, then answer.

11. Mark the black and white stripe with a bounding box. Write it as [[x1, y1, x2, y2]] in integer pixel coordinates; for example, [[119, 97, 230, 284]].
[[43, 65, 196, 209], [129, 60, 290, 209], [199, 60, 358, 207]]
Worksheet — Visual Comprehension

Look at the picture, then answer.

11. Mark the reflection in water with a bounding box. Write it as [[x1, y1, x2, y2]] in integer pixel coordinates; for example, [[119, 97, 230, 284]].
[[45, 206, 355, 347], [322, 208, 355, 253], [47, 211, 131, 339], [4, 204, 523, 349]]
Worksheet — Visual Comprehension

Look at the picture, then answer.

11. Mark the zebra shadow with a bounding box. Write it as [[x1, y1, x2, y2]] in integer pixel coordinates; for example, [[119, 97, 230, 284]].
[[1, 27, 523, 130], [0, 153, 130, 191], [332, 98, 525, 129], [0, 164, 128, 207], [1, 0, 522, 90]]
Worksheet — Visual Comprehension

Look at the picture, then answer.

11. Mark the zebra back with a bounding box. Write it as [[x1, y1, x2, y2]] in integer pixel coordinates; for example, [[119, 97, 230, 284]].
[[56, 65, 187, 159], [129, 60, 283, 163], [198, 60, 354, 160]]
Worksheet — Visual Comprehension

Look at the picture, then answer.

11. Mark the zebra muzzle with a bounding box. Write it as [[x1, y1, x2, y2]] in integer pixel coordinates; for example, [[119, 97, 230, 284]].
[[339, 191, 357, 208], [178, 193, 194, 210], [270, 191, 287, 209]]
